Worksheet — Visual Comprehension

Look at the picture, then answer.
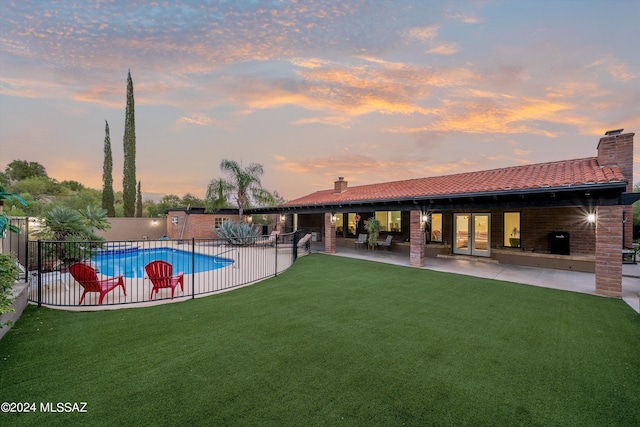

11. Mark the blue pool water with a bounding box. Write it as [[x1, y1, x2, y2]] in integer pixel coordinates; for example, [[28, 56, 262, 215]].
[[92, 247, 233, 278]]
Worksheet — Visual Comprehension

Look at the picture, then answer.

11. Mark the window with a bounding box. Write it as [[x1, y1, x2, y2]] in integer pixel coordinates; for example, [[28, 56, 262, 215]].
[[503, 212, 521, 248], [347, 213, 358, 236], [430, 213, 443, 242], [334, 213, 344, 235], [215, 217, 230, 228], [375, 211, 402, 232]]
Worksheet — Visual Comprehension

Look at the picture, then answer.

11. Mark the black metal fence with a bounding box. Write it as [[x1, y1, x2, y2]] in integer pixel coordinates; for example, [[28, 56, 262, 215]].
[[2, 218, 29, 279], [24, 230, 311, 307]]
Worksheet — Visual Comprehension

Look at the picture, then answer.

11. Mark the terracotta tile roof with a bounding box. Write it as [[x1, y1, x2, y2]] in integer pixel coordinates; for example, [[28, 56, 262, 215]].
[[282, 157, 626, 207]]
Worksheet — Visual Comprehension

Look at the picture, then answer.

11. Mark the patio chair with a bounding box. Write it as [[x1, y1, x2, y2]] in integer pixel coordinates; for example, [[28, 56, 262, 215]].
[[354, 234, 368, 249], [27, 259, 70, 291], [69, 263, 126, 305], [145, 260, 184, 300], [376, 235, 393, 251], [255, 230, 280, 246], [297, 233, 313, 252]]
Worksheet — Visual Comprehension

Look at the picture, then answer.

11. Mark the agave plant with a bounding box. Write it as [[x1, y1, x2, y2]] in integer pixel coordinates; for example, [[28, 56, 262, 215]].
[[215, 220, 261, 246]]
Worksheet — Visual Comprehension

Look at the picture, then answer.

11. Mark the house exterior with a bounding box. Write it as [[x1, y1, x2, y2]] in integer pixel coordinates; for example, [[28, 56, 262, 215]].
[[265, 131, 636, 298]]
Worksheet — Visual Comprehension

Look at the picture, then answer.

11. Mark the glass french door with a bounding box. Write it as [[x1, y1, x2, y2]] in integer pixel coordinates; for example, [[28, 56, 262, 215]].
[[453, 213, 491, 257]]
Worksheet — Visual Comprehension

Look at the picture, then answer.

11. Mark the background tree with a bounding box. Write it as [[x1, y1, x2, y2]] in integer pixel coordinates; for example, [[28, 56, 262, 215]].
[[206, 160, 279, 219], [136, 181, 143, 217], [181, 193, 205, 208], [0, 172, 10, 188], [146, 194, 205, 218], [102, 120, 116, 216], [122, 70, 137, 217], [5, 160, 47, 181]]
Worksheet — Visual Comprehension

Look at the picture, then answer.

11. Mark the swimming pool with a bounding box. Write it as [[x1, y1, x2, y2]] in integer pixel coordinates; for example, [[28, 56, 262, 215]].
[[92, 247, 233, 278]]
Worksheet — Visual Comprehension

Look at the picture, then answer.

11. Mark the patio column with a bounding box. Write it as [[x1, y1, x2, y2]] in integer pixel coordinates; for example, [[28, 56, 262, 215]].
[[324, 212, 336, 254], [409, 210, 424, 267], [595, 205, 623, 297], [274, 214, 283, 232]]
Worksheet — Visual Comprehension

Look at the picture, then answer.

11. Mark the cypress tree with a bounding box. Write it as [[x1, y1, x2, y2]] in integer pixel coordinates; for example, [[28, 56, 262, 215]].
[[122, 70, 137, 217], [136, 180, 143, 218], [101, 120, 116, 216]]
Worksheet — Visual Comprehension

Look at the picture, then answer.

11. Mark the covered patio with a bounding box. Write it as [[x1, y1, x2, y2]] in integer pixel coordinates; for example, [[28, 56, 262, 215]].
[[254, 131, 638, 299]]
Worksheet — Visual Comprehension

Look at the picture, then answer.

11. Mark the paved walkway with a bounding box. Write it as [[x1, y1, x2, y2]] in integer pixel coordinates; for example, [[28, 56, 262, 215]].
[[310, 243, 640, 314]]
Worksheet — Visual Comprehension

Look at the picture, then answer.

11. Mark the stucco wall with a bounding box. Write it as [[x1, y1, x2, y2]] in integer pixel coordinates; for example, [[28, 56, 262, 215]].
[[96, 218, 167, 241]]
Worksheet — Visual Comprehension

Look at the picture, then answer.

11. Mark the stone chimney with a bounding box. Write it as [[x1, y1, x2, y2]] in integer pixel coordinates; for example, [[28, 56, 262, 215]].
[[334, 177, 348, 194], [597, 130, 634, 192]]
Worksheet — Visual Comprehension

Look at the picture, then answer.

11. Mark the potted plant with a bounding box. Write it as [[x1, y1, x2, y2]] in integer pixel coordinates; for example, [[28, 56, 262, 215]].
[[363, 217, 381, 250], [509, 227, 520, 248]]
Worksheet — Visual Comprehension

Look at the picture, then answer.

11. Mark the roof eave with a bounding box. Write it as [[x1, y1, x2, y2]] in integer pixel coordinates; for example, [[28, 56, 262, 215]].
[[277, 181, 628, 210]]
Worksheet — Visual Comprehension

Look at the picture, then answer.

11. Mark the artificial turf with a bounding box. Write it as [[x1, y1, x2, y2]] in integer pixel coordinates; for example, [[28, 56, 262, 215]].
[[1, 254, 639, 426]]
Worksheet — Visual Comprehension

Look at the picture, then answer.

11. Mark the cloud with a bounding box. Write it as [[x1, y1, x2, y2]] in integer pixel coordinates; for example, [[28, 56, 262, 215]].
[[426, 43, 459, 55], [0, 76, 66, 99], [445, 12, 480, 24], [587, 58, 637, 81], [383, 92, 590, 137], [275, 153, 486, 189], [176, 114, 212, 127], [406, 26, 440, 41]]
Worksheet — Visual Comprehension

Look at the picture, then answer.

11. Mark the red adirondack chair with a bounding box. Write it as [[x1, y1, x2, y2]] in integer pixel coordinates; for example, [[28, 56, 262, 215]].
[[145, 260, 184, 300], [69, 263, 126, 305]]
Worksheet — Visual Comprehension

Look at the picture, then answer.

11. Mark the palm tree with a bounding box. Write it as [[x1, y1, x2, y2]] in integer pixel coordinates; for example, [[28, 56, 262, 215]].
[[33, 206, 111, 265], [34, 206, 110, 241], [206, 160, 277, 220], [205, 178, 234, 213]]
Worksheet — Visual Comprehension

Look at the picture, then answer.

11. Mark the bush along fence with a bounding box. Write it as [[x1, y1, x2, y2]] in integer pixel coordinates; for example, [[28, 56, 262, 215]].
[[25, 230, 312, 308]]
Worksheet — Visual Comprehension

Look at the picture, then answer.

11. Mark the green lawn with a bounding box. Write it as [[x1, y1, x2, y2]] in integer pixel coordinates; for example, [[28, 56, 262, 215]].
[[1, 254, 639, 426]]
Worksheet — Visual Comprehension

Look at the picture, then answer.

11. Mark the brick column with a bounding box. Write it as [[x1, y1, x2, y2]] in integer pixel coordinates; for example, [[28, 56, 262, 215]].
[[274, 214, 283, 232], [324, 212, 336, 254], [595, 206, 623, 297], [624, 206, 633, 248], [410, 210, 425, 267]]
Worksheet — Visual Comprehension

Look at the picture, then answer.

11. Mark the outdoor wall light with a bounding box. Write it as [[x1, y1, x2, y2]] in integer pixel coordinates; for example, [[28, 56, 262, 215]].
[[331, 213, 337, 222], [587, 213, 596, 223], [151, 219, 158, 226], [422, 214, 430, 223], [280, 215, 286, 222]]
